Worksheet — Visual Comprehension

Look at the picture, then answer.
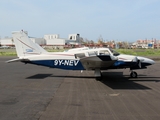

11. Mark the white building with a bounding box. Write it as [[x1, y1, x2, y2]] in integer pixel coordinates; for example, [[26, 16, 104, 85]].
[[67, 34, 81, 45], [44, 33, 81, 46], [0, 37, 45, 46], [0, 31, 82, 47], [68, 34, 80, 41], [30, 37, 46, 45], [44, 34, 66, 45], [0, 37, 14, 46]]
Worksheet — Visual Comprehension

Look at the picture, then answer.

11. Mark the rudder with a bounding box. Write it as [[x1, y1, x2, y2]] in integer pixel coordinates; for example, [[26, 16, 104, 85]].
[[12, 30, 47, 57]]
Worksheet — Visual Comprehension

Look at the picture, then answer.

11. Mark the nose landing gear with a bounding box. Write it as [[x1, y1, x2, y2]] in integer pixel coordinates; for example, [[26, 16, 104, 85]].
[[130, 71, 138, 78]]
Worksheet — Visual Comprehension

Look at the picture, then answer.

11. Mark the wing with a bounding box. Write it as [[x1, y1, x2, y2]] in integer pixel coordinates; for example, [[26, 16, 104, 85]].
[[79, 55, 117, 70]]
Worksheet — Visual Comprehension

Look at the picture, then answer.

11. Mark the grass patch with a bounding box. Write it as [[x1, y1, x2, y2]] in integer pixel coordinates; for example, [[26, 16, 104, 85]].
[[46, 49, 65, 52], [0, 48, 160, 57], [0, 52, 17, 56], [115, 49, 160, 56]]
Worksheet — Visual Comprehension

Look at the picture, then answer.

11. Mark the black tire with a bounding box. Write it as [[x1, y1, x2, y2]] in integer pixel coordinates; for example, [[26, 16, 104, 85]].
[[95, 72, 102, 81], [96, 77, 102, 81], [130, 71, 138, 78]]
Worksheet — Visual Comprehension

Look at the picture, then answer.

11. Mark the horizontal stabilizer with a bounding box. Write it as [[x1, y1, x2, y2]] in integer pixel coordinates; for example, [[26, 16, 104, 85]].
[[6, 58, 29, 63]]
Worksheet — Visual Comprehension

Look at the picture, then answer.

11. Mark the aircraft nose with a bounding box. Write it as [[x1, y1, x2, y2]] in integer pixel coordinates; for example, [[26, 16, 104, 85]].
[[144, 58, 155, 65], [137, 56, 155, 66], [148, 59, 155, 65]]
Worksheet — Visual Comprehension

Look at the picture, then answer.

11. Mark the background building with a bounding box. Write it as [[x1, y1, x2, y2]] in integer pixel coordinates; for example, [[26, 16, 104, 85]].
[[44, 34, 65, 46], [44, 33, 81, 49], [0, 37, 14, 46], [0, 31, 81, 49]]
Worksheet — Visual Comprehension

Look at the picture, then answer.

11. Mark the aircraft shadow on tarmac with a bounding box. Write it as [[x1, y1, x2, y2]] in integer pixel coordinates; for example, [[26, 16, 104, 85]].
[[26, 72, 160, 90], [26, 74, 95, 79], [100, 72, 160, 90], [26, 74, 53, 79]]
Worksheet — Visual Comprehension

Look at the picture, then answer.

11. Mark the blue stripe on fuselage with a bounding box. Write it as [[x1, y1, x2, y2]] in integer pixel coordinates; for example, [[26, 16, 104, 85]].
[[113, 61, 137, 68], [28, 59, 85, 70], [112, 60, 150, 68]]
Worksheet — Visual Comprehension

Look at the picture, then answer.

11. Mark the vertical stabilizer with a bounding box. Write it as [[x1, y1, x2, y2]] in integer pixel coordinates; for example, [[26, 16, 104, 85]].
[[12, 30, 47, 57]]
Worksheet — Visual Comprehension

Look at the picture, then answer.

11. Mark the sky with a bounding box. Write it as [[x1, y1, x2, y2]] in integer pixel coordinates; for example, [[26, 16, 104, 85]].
[[0, 0, 160, 42]]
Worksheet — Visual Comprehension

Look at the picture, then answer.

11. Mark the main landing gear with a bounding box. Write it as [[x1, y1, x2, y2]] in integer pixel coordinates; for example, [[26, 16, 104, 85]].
[[130, 71, 138, 78], [94, 69, 102, 80]]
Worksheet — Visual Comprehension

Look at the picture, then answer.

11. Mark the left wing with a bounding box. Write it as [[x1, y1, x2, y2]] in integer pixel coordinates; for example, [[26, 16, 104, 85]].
[[79, 55, 117, 70]]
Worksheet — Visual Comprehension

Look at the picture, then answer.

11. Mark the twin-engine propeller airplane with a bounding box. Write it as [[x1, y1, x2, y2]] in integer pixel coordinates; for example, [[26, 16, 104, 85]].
[[7, 31, 155, 79]]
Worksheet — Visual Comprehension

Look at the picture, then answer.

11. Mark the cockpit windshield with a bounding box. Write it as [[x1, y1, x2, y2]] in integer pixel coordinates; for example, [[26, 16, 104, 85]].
[[109, 48, 120, 56]]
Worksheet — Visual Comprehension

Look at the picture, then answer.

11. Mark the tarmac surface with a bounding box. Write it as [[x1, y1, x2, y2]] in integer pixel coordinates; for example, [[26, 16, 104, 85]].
[[0, 56, 160, 120]]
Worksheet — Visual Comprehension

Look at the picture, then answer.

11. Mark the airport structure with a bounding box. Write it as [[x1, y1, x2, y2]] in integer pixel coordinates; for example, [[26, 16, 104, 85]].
[[0, 36, 45, 47], [0, 31, 81, 48], [0, 37, 14, 46], [44, 33, 81, 48], [131, 39, 160, 49], [1, 31, 160, 49]]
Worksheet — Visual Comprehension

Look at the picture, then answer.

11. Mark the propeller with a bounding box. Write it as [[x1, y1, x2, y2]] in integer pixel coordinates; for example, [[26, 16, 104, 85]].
[[138, 60, 141, 68], [131, 57, 142, 69]]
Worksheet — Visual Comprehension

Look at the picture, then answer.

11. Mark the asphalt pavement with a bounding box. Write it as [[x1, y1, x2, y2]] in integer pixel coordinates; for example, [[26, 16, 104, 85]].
[[0, 57, 160, 120]]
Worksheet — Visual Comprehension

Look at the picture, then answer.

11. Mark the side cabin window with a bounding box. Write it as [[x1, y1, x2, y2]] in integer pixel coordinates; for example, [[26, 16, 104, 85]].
[[88, 51, 97, 56], [99, 50, 110, 55], [75, 51, 98, 59], [75, 53, 85, 59]]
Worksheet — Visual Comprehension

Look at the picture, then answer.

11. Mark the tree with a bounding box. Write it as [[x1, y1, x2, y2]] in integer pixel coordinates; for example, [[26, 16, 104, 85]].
[[97, 35, 104, 46]]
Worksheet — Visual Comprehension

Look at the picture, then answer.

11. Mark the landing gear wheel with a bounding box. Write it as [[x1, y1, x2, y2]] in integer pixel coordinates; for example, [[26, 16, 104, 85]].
[[96, 77, 102, 81], [95, 69, 102, 81], [96, 72, 102, 81], [130, 71, 137, 78]]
